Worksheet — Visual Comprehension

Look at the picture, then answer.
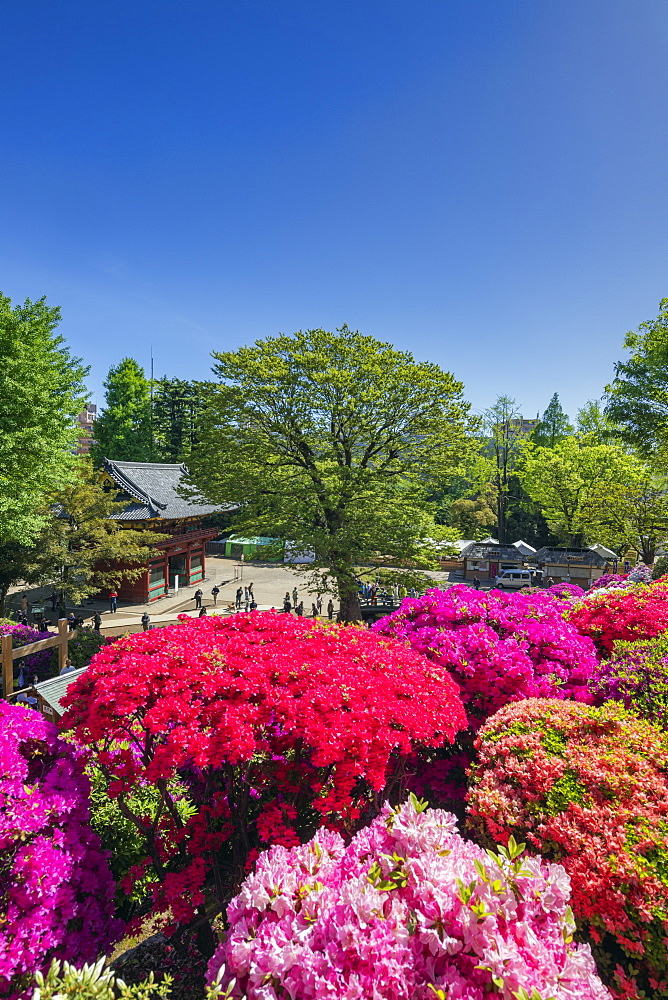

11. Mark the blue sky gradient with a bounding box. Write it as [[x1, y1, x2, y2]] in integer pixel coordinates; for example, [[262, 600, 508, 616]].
[[1, 0, 667, 420]]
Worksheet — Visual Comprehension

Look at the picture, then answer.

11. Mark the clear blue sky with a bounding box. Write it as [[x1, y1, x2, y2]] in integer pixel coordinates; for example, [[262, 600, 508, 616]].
[[1, 0, 667, 420]]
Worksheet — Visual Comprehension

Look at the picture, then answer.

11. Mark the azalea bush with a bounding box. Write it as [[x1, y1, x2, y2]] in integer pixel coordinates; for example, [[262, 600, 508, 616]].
[[591, 633, 668, 727], [467, 698, 668, 999], [374, 586, 598, 728], [546, 582, 585, 600], [67, 628, 113, 670], [568, 580, 668, 654], [63, 612, 466, 931], [0, 702, 120, 998], [207, 795, 611, 1000]]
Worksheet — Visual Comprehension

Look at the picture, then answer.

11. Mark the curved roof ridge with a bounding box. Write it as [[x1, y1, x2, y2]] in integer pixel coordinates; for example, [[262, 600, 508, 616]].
[[103, 458, 165, 511]]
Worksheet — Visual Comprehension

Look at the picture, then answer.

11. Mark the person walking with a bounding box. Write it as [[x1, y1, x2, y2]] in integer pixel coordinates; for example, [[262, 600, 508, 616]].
[[211, 585, 220, 607], [93, 612, 102, 632], [296, 601, 304, 617], [316, 595, 323, 615], [194, 588, 204, 609], [311, 602, 318, 618], [141, 612, 151, 631], [50, 590, 58, 612], [248, 582, 254, 599], [473, 576, 480, 591], [292, 587, 298, 607], [109, 590, 118, 613], [235, 587, 243, 609], [327, 599, 334, 620]]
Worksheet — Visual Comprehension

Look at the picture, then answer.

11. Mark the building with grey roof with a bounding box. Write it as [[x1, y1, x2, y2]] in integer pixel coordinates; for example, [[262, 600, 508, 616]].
[[100, 459, 236, 604]]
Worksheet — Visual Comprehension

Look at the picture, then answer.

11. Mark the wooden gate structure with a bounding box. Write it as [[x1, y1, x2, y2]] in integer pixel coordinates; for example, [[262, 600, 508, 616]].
[[2, 619, 71, 700]]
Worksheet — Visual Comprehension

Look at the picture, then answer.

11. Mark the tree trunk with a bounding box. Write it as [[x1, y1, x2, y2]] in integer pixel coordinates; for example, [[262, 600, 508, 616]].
[[641, 541, 655, 565], [497, 492, 507, 545], [336, 572, 362, 623]]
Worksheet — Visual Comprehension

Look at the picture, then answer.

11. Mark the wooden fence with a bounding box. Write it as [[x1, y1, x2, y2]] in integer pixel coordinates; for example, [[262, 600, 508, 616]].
[[2, 619, 71, 700]]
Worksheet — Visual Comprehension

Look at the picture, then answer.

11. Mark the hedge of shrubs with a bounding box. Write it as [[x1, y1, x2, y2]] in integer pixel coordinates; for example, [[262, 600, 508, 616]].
[[8, 579, 668, 999]]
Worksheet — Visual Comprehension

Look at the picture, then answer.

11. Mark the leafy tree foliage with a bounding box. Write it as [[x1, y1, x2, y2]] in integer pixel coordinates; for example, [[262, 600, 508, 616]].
[[152, 377, 213, 462], [576, 398, 622, 445], [188, 326, 474, 620], [0, 293, 87, 544], [91, 358, 152, 463], [605, 298, 668, 456], [518, 436, 663, 554], [531, 392, 572, 447]]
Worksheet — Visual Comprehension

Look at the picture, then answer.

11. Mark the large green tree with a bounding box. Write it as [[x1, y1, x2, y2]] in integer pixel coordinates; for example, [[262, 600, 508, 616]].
[[517, 436, 660, 553], [605, 298, 668, 456], [482, 396, 530, 544], [576, 398, 623, 445], [187, 326, 474, 620], [152, 377, 213, 462], [91, 358, 152, 463], [0, 293, 88, 544], [532, 393, 573, 447]]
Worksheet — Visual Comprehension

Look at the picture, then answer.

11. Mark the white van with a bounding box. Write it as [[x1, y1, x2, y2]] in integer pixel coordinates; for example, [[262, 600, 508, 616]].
[[493, 569, 533, 589]]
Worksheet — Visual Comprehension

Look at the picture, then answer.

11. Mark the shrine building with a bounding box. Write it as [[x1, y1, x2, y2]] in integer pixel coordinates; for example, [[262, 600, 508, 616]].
[[101, 458, 234, 603]]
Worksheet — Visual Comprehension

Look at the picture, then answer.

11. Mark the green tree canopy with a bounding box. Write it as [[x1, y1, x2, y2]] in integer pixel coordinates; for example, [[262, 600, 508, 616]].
[[517, 436, 665, 557], [576, 398, 623, 445], [152, 377, 213, 462], [187, 326, 475, 620], [0, 293, 88, 545], [91, 358, 152, 463], [605, 298, 668, 456], [532, 393, 573, 447]]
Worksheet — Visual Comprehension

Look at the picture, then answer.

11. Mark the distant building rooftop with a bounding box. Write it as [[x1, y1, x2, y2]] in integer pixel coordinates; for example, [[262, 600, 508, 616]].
[[33, 666, 88, 716], [103, 458, 235, 521]]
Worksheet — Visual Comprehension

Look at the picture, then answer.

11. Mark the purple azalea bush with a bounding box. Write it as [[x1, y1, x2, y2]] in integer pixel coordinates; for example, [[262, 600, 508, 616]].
[[0, 702, 121, 997], [0, 623, 56, 682], [546, 582, 585, 601], [207, 797, 611, 1000], [373, 587, 598, 728], [590, 633, 668, 728]]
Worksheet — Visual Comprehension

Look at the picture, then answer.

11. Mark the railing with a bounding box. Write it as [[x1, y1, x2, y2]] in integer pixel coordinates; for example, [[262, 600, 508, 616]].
[[2, 620, 73, 700]]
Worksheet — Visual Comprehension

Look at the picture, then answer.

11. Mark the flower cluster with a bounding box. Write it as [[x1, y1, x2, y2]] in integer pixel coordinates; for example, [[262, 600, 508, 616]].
[[374, 586, 598, 728], [546, 582, 585, 601], [468, 698, 668, 999], [0, 622, 56, 681], [588, 573, 629, 592], [0, 702, 120, 997], [591, 633, 668, 727], [63, 612, 467, 926], [568, 580, 668, 654], [588, 566, 653, 594], [207, 796, 610, 1000]]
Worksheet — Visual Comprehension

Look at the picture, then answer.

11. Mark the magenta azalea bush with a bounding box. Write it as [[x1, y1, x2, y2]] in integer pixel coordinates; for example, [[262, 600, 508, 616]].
[[0, 702, 121, 997], [207, 796, 611, 1000], [547, 582, 585, 600], [374, 587, 598, 728]]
